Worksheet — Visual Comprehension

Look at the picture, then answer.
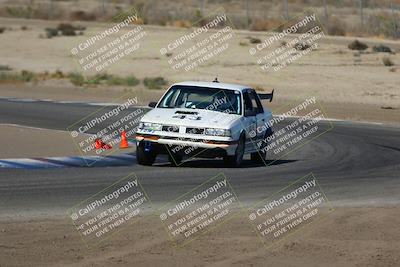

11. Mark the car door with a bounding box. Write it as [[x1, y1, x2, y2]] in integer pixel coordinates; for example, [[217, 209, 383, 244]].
[[248, 90, 266, 143], [242, 90, 257, 152]]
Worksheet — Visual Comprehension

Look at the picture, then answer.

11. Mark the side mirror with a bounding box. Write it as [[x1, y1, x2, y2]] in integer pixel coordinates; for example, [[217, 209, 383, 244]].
[[244, 109, 256, 117], [148, 102, 157, 108]]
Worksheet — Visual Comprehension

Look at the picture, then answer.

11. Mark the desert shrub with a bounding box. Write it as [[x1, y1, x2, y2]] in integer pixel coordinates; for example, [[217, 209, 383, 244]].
[[83, 73, 109, 85], [45, 28, 58, 38], [294, 42, 310, 50], [21, 25, 28, 31], [381, 106, 395, 109], [68, 73, 140, 87], [0, 27, 6, 33], [57, 23, 76, 36], [68, 72, 85, 86], [382, 57, 394, 66], [348, 40, 368, 51], [125, 76, 140, 86], [373, 44, 392, 53], [45, 24, 85, 38], [0, 70, 36, 82], [108, 76, 128, 86], [249, 37, 261, 44], [143, 77, 167, 89], [20, 70, 35, 81], [51, 70, 65, 79]]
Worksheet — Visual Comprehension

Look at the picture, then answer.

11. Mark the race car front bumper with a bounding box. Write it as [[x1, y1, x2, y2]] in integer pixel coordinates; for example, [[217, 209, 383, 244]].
[[135, 133, 238, 157]]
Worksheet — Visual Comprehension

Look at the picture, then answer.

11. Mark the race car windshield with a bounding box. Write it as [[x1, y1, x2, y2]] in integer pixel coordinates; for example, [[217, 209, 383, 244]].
[[157, 85, 242, 115]]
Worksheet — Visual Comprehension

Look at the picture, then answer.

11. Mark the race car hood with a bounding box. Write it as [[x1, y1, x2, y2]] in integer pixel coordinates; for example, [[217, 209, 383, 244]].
[[140, 108, 240, 129]]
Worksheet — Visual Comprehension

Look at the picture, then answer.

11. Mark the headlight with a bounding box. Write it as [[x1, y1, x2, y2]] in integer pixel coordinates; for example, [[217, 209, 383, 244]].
[[204, 128, 231, 137], [139, 122, 162, 131]]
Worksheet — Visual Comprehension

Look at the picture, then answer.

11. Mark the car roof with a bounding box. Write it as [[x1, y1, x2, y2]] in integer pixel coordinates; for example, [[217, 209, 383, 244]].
[[171, 81, 250, 92]]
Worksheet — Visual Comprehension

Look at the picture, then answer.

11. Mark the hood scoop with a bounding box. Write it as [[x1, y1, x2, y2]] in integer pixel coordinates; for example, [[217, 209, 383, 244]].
[[174, 110, 199, 115], [172, 110, 201, 120]]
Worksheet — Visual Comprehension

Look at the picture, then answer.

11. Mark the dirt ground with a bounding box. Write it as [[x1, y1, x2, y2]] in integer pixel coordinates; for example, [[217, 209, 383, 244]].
[[0, 207, 399, 267], [0, 17, 399, 124]]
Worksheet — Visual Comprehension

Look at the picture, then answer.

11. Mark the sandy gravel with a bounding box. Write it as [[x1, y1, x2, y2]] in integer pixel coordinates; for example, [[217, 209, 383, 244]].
[[0, 207, 399, 267]]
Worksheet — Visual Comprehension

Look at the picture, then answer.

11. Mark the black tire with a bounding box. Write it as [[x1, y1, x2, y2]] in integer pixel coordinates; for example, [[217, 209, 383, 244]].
[[223, 134, 245, 167], [250, 151, 266, 163], [168, 153, 182, 166], [136, 145, 156, 166]]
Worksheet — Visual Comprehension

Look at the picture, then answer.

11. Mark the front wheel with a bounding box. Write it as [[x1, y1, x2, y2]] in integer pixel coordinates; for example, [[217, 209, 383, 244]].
[[251, 127, 272, 163], [136, 144, 156, 166], [250, 151, 266, 163], [223, 135, 245, 167]]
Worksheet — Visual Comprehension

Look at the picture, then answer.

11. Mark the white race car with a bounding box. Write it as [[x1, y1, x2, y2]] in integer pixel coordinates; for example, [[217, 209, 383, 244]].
[[135, 80, 274, 167]]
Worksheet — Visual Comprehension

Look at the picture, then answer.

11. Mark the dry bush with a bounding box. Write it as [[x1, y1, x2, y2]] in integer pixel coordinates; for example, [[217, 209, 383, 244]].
[[373, 44, 392, 53], [294, 42, 311, 50], [57, 23, 85, 36], [144, 77, 167, 90], [45, 28, 58, 38], [348, 40, 368, 50]]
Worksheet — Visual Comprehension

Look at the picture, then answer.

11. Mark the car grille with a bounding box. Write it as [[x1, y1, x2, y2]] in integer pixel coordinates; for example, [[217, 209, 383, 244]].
[[162, 125, 179, 133], [160, 125, 205, 135], [186, 127, 205, 135]]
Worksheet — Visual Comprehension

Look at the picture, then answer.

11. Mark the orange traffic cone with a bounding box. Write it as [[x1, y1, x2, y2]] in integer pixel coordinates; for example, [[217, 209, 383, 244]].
[[119, 131, 129, 149], [95, 138, 112, 150], [102, 143, 112, 149], [95, 138, 103, 149]]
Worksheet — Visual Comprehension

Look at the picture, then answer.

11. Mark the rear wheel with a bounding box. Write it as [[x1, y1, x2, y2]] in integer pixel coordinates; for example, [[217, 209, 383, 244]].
[[223, 135, 245, 167], [136, 143, 156, 166]]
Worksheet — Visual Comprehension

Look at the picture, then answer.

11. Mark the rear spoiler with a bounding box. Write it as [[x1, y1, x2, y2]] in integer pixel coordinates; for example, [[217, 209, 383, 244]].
[[258, 89, 274, 102]]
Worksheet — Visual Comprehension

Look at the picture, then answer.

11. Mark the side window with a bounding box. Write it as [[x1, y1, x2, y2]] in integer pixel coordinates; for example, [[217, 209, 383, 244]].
[[243, 92, 253, 111], [249, 91, 263, 114]]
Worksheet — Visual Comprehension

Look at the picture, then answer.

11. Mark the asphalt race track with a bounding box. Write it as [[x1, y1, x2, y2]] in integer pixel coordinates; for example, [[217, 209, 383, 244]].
[[0, 98, 399, 216]]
